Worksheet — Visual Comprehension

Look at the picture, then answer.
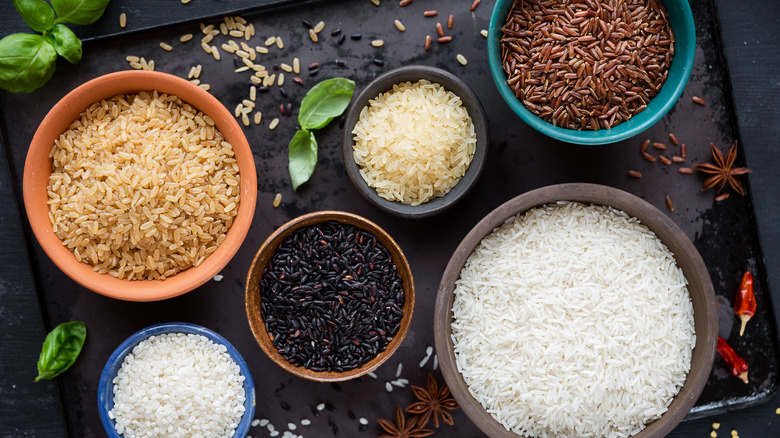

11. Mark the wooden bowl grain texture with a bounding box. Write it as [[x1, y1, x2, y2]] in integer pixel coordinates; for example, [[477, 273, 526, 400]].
[[22, 70, 257, 301], [244, 210, 415, 382], [342, 65, 488, 219], [433, 183, 718, 438]]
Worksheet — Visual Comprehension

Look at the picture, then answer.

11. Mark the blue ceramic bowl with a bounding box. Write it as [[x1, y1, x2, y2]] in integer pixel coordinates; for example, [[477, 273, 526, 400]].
[[98, 323, 256, 438], [487, 0, 696, 145]]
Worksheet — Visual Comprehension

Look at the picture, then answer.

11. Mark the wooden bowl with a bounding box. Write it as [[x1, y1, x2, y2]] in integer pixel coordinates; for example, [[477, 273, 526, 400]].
[[434, 183, 717, 438], [245, 211, 414, 381], [22, 70, 257, 301], [342, 65, 489, 219]]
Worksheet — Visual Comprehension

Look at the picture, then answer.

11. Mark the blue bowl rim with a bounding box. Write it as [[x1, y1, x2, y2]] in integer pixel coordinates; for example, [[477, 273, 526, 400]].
[[97, 322, 256, 438], [487, 0, 696, 145]]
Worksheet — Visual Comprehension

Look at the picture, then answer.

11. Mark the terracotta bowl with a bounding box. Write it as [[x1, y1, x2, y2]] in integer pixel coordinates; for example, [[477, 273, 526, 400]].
[[245, 211, 414, 382], [22, 70, 257, 301], [434, 183, 717, 438], [342, 65, 489, 219]]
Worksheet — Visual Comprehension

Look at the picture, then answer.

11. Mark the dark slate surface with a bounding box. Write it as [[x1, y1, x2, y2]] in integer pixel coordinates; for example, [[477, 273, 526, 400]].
[[1, 0, 779, 437]]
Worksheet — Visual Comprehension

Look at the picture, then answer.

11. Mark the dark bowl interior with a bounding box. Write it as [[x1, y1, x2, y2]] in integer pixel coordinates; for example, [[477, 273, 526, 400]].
[[433, 183, 718, 438], [342, 65, 489, 219], [244, 210, 415, 382]]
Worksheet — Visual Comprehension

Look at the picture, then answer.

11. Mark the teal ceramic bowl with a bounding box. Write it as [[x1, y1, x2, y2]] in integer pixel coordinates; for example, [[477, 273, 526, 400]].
[[487, 0, 696, 145]]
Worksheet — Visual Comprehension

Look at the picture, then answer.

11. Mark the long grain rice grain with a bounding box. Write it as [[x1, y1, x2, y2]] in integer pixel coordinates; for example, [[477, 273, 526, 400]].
[[352, 80, 476, 206], [452, 202, 694, 438]]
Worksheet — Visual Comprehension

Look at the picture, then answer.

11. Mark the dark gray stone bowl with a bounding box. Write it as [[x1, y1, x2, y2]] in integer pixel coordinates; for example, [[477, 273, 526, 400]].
[[342, 65, 488, 219]]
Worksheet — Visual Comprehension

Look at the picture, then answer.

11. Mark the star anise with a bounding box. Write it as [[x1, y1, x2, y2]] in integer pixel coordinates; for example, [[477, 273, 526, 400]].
[[378, 405, 434, 438], [693, 141, 751, 196], [406, 374, 459, 428]]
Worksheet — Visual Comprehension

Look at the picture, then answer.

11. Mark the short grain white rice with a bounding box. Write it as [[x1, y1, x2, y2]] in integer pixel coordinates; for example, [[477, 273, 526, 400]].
[[47, 91, 240, 280], [110, 333, 246, 438], [351, 80, 476, 206], [451, 202, 695, 438]]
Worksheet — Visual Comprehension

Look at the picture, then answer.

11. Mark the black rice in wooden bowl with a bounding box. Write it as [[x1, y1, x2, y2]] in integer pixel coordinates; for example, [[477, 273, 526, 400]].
[[259, 221, 405, 372]]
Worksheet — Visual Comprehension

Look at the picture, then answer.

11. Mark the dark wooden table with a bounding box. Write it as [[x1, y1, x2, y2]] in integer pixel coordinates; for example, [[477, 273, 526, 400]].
[[1, 0, 778, 437]]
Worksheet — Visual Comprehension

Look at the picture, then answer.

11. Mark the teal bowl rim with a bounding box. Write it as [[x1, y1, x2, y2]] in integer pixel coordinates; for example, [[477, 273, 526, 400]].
[[487, 0, 696, 145]]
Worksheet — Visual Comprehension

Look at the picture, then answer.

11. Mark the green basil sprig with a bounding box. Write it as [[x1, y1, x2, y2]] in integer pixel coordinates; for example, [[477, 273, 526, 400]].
[[1, 0, 110, 93], [35, 321, 87, 381], [288, 77, 355, 190]]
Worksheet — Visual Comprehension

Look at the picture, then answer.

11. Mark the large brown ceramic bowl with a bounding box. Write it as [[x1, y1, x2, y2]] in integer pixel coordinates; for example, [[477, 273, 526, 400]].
[[245, 211, 414, 382], [434, 183, 717, 438], [23, 70, 257, 301]]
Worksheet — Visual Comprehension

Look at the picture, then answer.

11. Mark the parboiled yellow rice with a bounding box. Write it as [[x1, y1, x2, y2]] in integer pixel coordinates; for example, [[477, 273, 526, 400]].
[[47, 91, 240, 280], [351, 80, 476, 206]]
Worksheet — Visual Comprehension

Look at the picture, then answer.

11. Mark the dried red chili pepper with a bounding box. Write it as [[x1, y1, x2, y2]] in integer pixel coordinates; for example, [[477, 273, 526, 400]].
[[734, 271, 756, 336], [717, 336, 748, 383]]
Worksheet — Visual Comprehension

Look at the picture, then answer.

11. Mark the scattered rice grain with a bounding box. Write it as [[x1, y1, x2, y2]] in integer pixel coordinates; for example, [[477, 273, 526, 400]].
[[119, 12, 126, 28], [269, 118, 279, 130], [159, 42, 173, 51]]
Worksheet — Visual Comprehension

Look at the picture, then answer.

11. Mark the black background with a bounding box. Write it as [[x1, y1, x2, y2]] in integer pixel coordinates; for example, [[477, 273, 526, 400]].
[[1, 0, 779, 437]]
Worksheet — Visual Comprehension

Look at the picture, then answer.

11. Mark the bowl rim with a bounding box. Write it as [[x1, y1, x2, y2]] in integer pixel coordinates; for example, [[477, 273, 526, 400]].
[[244, 210, 415, 382], [487, 0, 696, 145], [342, 65, 489, 218], [22, 70, 257, 301], [97, 322, 256, 438], [433, 183, 718, 438]]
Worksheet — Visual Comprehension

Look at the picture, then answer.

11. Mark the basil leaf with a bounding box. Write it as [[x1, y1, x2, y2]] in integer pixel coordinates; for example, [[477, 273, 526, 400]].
[[51, 0, 110, 26], [44, 24, 82, 64], [288, 129, 318, 190], [298, 77, 355, 131], [13, 0, 56, 32], [35, 321, 87, 381], [0, 33, 58, 93]]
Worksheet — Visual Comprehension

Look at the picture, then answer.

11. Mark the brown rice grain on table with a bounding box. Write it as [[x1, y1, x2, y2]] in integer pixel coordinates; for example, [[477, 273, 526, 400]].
[[47, 91, 240, 281], [180, 33, 193, 42], [628, 170, 642, 178], [119, 12, 127, 28]]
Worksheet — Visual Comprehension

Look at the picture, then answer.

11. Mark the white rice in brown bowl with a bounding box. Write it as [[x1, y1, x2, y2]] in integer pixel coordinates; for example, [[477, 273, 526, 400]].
[[451, 201, 695, 438], [351, 80, 477, 206]]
